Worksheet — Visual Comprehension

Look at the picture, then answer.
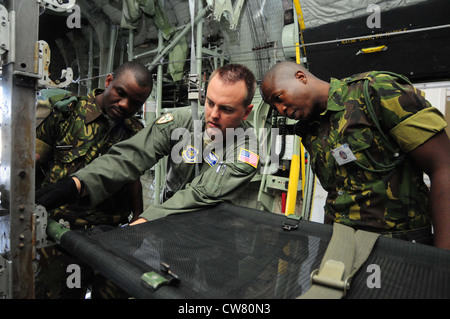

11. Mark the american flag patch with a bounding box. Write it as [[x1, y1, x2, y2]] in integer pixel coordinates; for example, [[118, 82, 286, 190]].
[[238, 148, 259, 168]]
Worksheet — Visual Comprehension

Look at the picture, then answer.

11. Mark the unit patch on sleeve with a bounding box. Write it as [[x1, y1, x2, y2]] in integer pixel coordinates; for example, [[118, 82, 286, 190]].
[[156, 113, 174, 124], [238, 148, 259, 168], [182, 145, 199, 163]]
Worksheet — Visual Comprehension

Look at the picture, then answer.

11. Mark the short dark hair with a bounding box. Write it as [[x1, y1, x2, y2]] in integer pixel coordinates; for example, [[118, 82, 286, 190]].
[[209, 64, 256, 107], [113, 61, 153, 90]]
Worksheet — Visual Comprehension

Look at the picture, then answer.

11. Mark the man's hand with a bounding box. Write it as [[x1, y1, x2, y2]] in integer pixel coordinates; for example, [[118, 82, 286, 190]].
[[130, 217, 147, 226], [36, 177, 79, 211]]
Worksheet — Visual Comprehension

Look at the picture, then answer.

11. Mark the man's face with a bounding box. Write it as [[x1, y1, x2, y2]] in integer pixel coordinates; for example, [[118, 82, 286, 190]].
[[100, 70, 152, 120], [262, 74, 315, 122], [204, 75, 253, 138]]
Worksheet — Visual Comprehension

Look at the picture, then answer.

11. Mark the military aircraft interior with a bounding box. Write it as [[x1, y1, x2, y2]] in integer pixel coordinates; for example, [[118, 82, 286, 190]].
[[0, 0, 449, 303]]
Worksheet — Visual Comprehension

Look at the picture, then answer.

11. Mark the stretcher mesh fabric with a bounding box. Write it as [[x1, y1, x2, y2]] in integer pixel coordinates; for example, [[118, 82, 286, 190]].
[[60, 203, 450, 299]]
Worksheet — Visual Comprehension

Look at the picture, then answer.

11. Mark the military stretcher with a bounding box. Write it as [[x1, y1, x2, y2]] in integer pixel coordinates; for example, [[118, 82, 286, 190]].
[[47, 202, 450, 299]]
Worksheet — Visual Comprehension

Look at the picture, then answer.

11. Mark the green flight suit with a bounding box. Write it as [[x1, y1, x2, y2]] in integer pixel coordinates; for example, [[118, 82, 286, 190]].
[[74, 107, 259, 221], [295, 71, 447, 236]]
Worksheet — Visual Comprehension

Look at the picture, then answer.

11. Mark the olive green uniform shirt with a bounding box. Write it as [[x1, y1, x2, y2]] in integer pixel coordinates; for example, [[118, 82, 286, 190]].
[[295, 71, 447, 233], [74, 108, 259, 221]]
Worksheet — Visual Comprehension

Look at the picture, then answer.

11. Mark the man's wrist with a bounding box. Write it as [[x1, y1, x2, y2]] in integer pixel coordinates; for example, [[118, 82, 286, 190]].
[[130, 218, 148, 226], [72, 176, 82, 194]]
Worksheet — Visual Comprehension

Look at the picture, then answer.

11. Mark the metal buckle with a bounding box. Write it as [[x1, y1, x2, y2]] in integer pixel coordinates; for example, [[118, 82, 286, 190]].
[[310, 260, 350, 296], [282, 214, 301, 231]]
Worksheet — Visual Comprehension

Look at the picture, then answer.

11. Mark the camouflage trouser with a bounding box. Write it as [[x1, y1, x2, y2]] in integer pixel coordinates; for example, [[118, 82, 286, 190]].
[[35, 245, 92, 299], [35, 245, 131, 299], [50, 207, 130, 229], [35, 234, 131, 299], [381, 226, 434, 246], [35, 207, 131, 298]]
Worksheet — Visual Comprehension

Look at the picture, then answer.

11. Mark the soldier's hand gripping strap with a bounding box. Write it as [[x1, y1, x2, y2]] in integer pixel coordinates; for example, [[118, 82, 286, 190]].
[[35, 177, 79, 211], [298, 223, 380, 299]]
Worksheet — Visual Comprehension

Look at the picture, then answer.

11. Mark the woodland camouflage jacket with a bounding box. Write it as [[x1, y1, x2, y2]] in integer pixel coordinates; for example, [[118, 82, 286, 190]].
[[36, 89, 143, 228], [295, 71, 447, 233]]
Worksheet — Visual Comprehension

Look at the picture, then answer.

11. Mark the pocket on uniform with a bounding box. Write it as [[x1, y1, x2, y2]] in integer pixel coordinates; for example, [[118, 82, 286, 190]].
[[193, 164, 231, 198], [336, 128, 373, 170], [203, 180, 223, 197], [55, 145, 89, 164]]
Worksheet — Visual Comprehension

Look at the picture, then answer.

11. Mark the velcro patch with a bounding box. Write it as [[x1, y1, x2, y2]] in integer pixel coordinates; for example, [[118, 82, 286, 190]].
[[182, 145, 198, 163], [156, 113, 174, 124], [204, 151, 219, 167], [238, 148, 259, 168]]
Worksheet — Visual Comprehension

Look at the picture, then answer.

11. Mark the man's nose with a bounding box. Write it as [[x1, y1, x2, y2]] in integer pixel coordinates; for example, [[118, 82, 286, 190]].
[[275, 104, 287, 115], [118, 98, 130, 110], [211, 106, 220, 119]]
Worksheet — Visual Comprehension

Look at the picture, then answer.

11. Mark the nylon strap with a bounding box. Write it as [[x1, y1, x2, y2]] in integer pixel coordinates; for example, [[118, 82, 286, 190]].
[[298, 223, 380, 299]]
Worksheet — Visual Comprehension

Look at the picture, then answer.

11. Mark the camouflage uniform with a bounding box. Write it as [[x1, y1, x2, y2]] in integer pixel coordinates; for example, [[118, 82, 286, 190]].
[[36, 89, 143, 228], [35, 89, 143, 299], [295, 71, 447, 239]]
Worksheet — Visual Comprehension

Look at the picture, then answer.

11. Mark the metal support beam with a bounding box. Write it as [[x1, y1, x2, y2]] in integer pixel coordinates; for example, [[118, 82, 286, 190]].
[[1, 0, 40, 298], [145, 7, 208, 71], [127, 28, 134, 62], [87, 27, 94, 92], [107, 25, 118, 74], [154, 28, 164, 204]]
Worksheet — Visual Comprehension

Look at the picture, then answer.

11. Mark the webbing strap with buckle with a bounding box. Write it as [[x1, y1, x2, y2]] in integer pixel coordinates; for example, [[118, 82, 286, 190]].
[[283, 214, 302, 231], [298, 223, 380, 299]]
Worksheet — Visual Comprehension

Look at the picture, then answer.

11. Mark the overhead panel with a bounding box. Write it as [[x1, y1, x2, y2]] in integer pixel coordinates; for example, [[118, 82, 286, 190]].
[[301, 0, 450, 82]]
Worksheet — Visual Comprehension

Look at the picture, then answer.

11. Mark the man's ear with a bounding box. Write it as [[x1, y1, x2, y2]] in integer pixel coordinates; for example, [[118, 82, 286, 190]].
[[295, 70, 307, 84], [242, 104, 254, 121], [104, 74, 114, 88]]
